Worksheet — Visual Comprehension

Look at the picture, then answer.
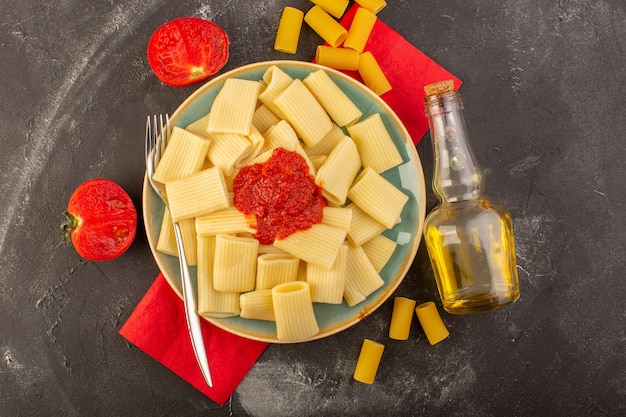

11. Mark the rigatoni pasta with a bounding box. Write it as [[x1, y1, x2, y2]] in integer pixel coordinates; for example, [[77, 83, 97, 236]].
[[165, 167, 230, 222], [207, 78, 261, 135], [415, 301, 450, 345], [152, 127, 210, 184], [311, 0, 349, 19], [388, 297, 416, 340], [315, 45, 360, 71], [345, 203, 387, 247], [344, 243, 384, 307], [357, 51, 391, 95], [273, 223, 347, 271], [213, 234, 259, 292], [344, 7, 377, 53], [307, 244, 348, 304], [315, 136, 361, 205], [362, 234, 397, 272], [304, 6, 348, 47], [355, 0, 387, 14], [303, 69, 362, 127], [274, 7, 304, 54], [347, 113, 403, 173], [353, 339, 385, 384], [255, 253, 300, 290], [239, 289, 275, 321], [272, 281, 319, 341]]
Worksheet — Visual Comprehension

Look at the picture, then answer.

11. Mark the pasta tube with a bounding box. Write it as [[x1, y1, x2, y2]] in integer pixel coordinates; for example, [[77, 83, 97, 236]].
[[197, 236, 241, 318], [389, 297, 417, 340], [304, 6, 348, 47], [240, 290, 275, 321], [255, 253, 300, 290], [353, 339, 385, 384], [357, 51, 391, 95], [165, 167, 230, 222], [307, 244, 348, 304], [347, 113, 403, 173], [315, 46, 360, 71], [272, 281, 319, 341], [362, 234, 397, 272], [315, 136, 361, 205], [311, 0, 349, 19], [303, 69, 362, 127], [273, 223, 347, 271], [355, 0, 387, 14], [207, 78, 261, 135], [415, 301, 450, 345], [274, 7, 304, 54], [344, 7, 377, 53], [152, 127, 210, 184], [343, 243, 384, 306], [213, 234, 259, 292], [345, 203, 387, 247]]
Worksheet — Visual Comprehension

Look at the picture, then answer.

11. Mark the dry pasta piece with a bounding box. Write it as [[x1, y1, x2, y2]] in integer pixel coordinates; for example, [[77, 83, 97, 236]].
[[303, 69, 362, 127], [347, 113, 403, 173], [415, 301, 450, 345], [273, 78, 333, 148], [259, 66, 293, 119], [361, 234, 396, 272], [255, 253, 300, 290], [307, 244, 347, 304], [315, 45, 360, 71], [355, 0, 387, 14], [311, 0, 349, 18], [389, 297, 417, 340], [315, 136, 361, 205], [206, 131, 253, 175], [272, 281, 319, 341], [195, 207, 255, 236], [273, 223, 347, 271], [353, 339, 385, 384], [348, 167, 409, 229], [252, 104, 281, 135], [197, 235, 241, 318], [304, 6, 348, 48], [152, 127, 210, 184], [156, 208, 198, 265], [345, 203, 387, 246], [274, 7, 304, 54], [344, 7, 377, 53], [240, 290, 275, 321], [165, 167, 230, 222], [207, 78, 261, 135], [321, 206, 353, 232], [304, 124, 345, 157], [344, 243, 384, 306], [213, 234, 259, 292], [357, 51, 391, 95]]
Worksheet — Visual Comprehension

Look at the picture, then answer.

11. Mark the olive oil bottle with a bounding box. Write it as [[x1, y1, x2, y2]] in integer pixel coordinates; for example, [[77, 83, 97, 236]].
[[422, 81, 520, 314]]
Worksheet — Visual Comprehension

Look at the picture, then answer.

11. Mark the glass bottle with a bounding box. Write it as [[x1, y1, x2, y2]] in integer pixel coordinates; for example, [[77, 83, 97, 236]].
[[422, 81, 520, 314]]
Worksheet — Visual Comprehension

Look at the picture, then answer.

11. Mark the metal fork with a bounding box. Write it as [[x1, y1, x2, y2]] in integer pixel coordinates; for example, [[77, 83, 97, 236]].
[[145, 115, 213, 388]]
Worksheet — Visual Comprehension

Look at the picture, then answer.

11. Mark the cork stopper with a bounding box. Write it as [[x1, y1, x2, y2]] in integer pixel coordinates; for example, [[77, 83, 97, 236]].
[[424, 80, 455, 96]]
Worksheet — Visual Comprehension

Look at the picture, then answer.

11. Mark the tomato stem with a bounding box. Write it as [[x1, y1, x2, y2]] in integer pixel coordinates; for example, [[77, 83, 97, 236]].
[[60, 211, 79, 244]]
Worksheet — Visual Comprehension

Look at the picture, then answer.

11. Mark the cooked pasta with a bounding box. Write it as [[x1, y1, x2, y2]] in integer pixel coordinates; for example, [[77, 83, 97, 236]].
[[156, 208, 198, 265], [272, 281, 319, 341], [213, 234, 259, 292], [303, 69, 362, 127], [315, 136, 361, 205], [321, 206, 353, 231], [355, 0, 387, 14], [311, 0, 349, 18], [273, 223, 347, 271], [259, 66, 292, 119], [347, 113, 403, 173], [252, 104, 281, 135], [348, 167, 409, 229], [353, 339, 385, 384], [273, 78, 333, 148], [343, 243, 384, 307], [388, 297, 417, 340], [255, 253, 300, 290], [304, 5, 348, 48], [346, 203, 388, 247], [357, 51, 391, 95], [307, 244, 348, 304], [361, 234, 397, 272], [263, 120, 316, 175], [274, 7, 304, 54], [152, 127, 210, 184], [165, 167, 230, 222], [206, 131, 253, 175], [343, 7, 377, 53], [304, 123, 345, 157], [239, 289, 275, 321], [415, 301, 450, 345], [197, 235, 241, 318], [207, 78, 261, 135], [315, 45, 360, 71], [195, 207, 255, 236]]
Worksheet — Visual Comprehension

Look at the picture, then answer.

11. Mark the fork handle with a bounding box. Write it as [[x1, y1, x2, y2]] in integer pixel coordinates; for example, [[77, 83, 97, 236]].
[[173, 220, 214, 388]]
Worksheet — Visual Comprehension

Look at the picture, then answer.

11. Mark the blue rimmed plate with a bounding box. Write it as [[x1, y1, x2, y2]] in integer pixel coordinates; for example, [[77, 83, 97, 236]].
[[142, 60, 426, 343]]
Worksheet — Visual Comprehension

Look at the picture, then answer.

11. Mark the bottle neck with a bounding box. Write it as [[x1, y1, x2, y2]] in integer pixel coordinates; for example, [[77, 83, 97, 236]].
[[425, 90, 484, 203]]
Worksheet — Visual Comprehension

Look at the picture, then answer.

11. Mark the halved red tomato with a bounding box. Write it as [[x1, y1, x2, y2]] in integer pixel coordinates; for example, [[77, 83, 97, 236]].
[[61, 178, 137, 261], [147, 17, 229, 87]]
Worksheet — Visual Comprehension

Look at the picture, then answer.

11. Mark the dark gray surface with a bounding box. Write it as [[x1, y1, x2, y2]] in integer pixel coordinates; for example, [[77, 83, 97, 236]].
[[1, 0, 624, 416]]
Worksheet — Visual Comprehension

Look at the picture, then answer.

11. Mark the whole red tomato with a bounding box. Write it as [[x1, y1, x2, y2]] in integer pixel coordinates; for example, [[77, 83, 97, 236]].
[[61, 178, 137, 261], [147, 17, 229, 87]]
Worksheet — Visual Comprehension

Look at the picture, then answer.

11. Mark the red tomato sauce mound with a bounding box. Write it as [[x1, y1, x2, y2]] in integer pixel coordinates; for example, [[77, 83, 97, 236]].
[[233, 148, 326, 244]]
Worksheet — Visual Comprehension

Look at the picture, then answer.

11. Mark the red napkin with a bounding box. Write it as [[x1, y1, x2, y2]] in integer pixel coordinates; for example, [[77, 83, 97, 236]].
[[119, 273, 268, 406], [120, 5, 462, 406], [336, 4, 463, 145]]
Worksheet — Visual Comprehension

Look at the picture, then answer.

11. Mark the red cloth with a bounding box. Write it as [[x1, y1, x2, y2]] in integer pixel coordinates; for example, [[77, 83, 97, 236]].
[[119, 274, 268, 406], [119, 5, 462, 406], [336, 4, 463, 144]]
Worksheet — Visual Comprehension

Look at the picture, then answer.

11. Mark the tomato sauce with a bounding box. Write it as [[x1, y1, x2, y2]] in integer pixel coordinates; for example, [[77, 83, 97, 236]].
[[233, 148, 326, 244]]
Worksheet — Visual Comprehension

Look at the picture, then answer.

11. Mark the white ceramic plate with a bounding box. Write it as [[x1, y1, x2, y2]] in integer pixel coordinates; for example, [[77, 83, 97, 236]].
[[142, 60, 426, 343]]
